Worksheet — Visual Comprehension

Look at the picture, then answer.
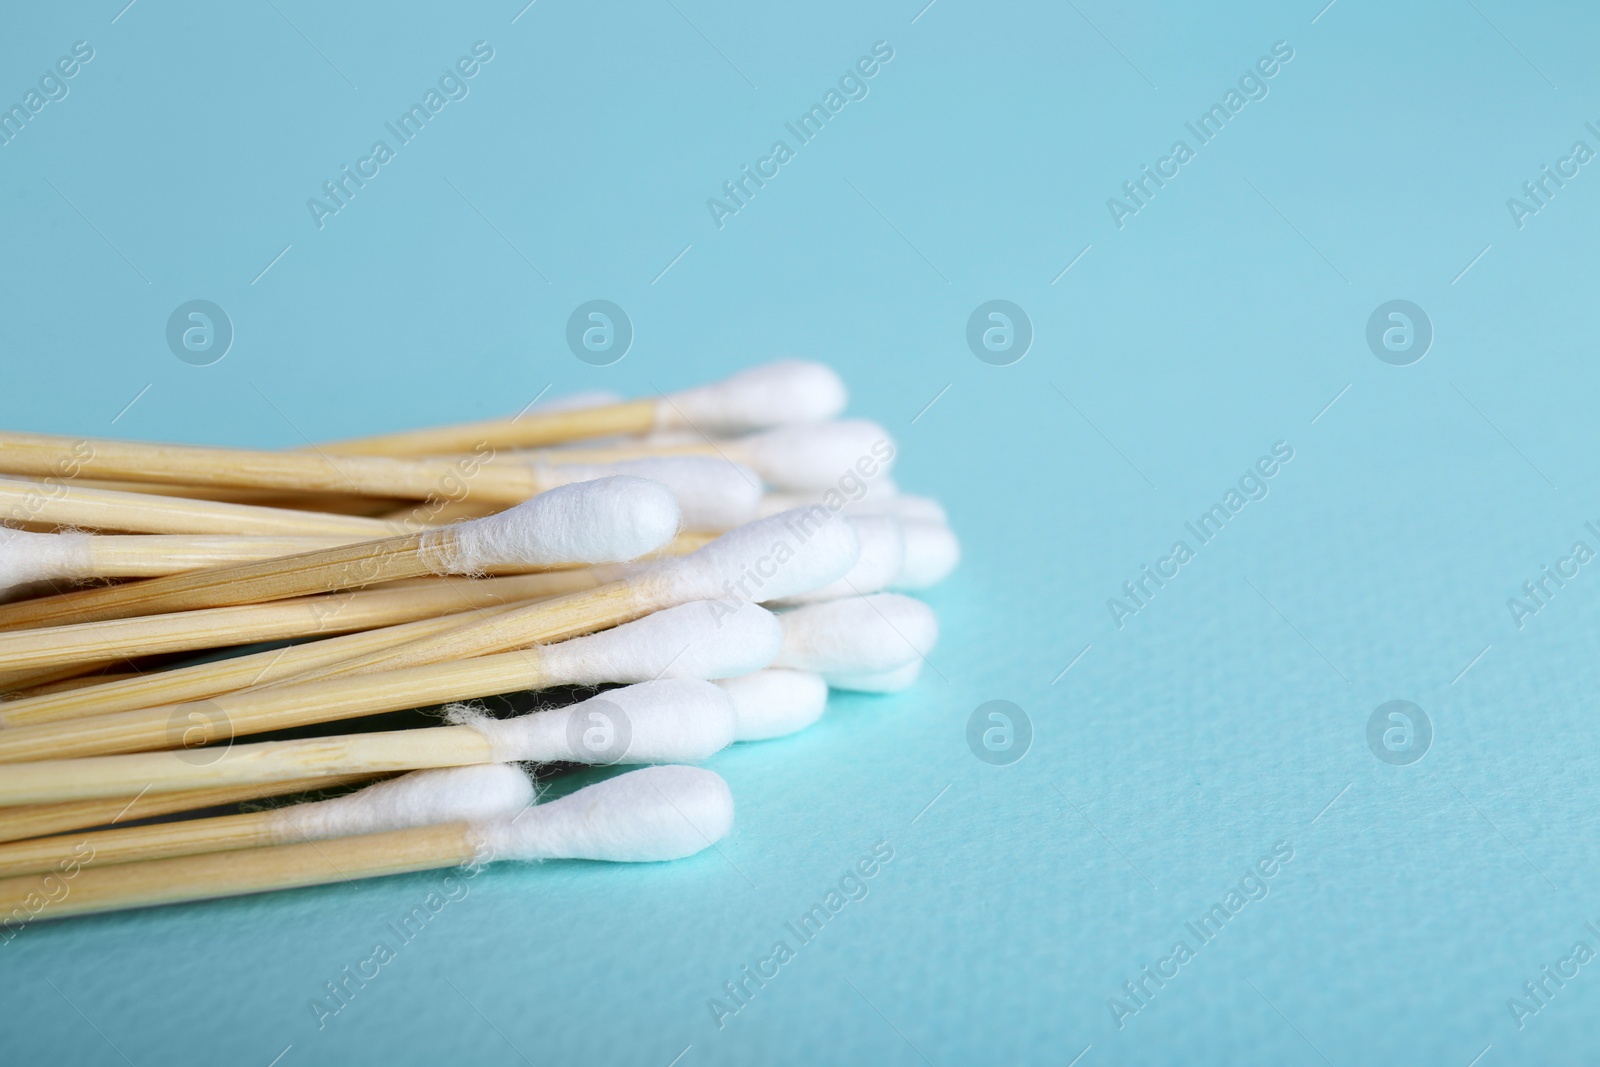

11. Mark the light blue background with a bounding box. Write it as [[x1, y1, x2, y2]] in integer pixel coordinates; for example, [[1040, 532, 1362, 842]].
[[4, 1, 1599, 1063]]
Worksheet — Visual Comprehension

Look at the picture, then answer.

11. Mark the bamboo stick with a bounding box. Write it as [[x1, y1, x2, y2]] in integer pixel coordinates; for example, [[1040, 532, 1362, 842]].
[[50, 534, 361, 576], [0, 659, 133, 695], [321, 398, 658, 457], [0, 806, 317, 877], [0, 822, 480, 920], [0, 533, 434, 631], [0, 729, 495, 804], [9, 671, 141, 697], [0, 479, 403, 537], [0, 648, 554, 761], [0, 598, 533, 727], [0, 774, 382, 845], [0, 431, 546, 501], [378, 498, 502, 526], [0, 571, 599, 675], [69, 478, 410, 514]]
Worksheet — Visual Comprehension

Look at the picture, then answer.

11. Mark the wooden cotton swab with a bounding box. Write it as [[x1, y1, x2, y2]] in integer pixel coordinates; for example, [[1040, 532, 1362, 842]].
[[0, 765, 534, 878], [2, 531, 358, 580], [0, 600, 780, 761], [0, 429, 745, 515], [320, 360, 846, 456], [0, 570, 596, 678], [0, 766, 732, 922], [0, 536, 720, 726], [0, 774, 384, 845], [265, 508, 860, 687], [0, 476, 681, 631], [513, 419, 896, 492], [0, 680, 736, 805], [0, 433, 551, 500], [0, 478, 404, 537]]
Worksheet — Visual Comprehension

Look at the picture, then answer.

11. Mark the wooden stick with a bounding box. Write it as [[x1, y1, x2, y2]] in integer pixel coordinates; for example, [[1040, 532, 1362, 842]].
[[0, 532, 434, 631], [0, 598, 532, 727], [9, 671, 141, 698], [69, 478, 409, 514], [0, 648, 556, 761], [378, 498, 501, 526], [0, 774, 382, 845], [321, 398, 658, 456], [0, 571, 600, 675], [0, 431, 548, 501], [0, 791, 431, 877], [277, 580, 646, 686], [0, 728, 495, 804], [0, 478, 403, 537], [48, 534, 360, 576], [0, 658, 134, 694], [0, 806, 309, 877], [0, 822, 480, 920]]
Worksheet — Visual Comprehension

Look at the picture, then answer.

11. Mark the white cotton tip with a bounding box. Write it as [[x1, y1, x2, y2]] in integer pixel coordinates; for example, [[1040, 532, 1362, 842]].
[[895, 522, 960, 589], [539, 457, 761, 531], [717, 669, 829, 741], [767, 515, 904, 607], [541, 599, 781, 685], [772, 593, 938, 675], [463, 678, 736, 765], [825, 660, 923, 693], [731, 420, 897, 491], [422, 476, 680, 571], [638, 507, 860, 604], [0, 528, 93, 600], [480, 764, 733, 863], [270, 764, 535, 843], [655, 361, 847, 436]]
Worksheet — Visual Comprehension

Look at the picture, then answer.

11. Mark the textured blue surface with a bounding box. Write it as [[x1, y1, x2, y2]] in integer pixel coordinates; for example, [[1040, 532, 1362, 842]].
[[4, 1, 1600, 1064]]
